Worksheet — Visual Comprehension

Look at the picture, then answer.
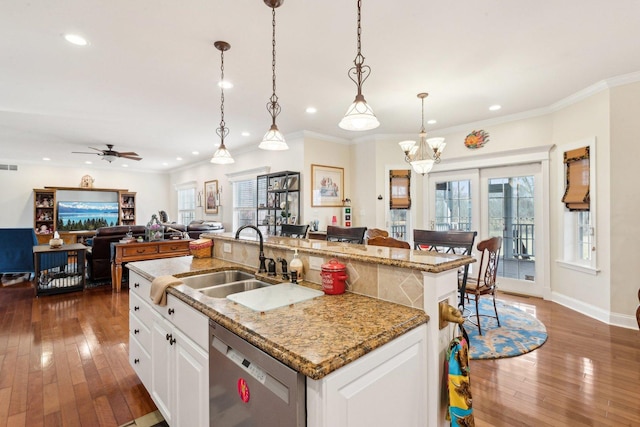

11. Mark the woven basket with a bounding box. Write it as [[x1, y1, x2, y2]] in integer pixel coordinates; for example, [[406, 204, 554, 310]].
[[189, 238, 213, 258]]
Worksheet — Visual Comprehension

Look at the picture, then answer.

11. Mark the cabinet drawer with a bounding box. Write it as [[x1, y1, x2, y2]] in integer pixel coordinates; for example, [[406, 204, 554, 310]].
[[129, 333, 152, 388], [130, 291, 155, 325], [129, 308, 151, 351], [123, 245, 158, 256], [165, 295, 209, 350], [159, 242, 189, 254], [129, 272, 151, 299]]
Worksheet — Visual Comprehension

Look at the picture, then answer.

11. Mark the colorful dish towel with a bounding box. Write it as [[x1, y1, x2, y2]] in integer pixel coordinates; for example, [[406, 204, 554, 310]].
[[446, 333, 475, 426], [150, 275, 183, 306]]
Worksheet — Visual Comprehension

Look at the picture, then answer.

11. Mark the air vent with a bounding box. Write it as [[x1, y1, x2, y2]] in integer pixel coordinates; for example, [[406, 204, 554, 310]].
[[0, 164, 18, 171]]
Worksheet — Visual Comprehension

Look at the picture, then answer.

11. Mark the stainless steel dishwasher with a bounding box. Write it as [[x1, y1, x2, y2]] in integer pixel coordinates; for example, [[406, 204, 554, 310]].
[[209, 319, 306, 427]]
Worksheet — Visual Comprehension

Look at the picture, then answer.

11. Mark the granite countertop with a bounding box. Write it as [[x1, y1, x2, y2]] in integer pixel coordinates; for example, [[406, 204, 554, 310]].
[[127, 256, 429, 380], [205, 232, 474, 273]]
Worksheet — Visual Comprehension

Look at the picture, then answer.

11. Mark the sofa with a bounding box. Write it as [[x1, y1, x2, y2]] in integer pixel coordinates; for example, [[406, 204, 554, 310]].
[[86, 225, 146, 282]]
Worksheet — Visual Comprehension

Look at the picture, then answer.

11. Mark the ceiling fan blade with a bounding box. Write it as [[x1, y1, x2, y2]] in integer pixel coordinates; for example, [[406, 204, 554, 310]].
[[88, 147, 106, 152], [117, 151, 139, 156], [72, 151, 99, 155], [120, 155, 142, 161]]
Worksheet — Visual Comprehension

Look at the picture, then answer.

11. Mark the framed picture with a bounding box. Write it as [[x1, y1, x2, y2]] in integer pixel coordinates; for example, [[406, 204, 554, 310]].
[[311, 164, 344, 207], [204, 180, 219, 214], [289, 215, 297, 225]]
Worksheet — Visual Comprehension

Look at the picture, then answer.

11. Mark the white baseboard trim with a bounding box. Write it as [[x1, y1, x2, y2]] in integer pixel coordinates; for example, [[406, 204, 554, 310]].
[[551, 291, 638, 330]]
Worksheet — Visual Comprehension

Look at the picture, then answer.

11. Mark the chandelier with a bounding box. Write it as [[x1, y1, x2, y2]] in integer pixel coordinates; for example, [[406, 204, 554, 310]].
[[211, 41, 234, 164], [398, 93, 446, 175], [259, 0, 289, 151], [338, 0, 379, 131]]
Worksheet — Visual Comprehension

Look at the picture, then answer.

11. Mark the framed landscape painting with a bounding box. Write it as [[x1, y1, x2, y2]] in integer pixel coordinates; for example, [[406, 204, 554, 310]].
[[311, 164, 344, 207]]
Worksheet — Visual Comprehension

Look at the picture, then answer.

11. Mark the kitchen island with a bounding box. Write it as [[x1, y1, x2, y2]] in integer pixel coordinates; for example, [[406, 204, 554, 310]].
[[127, 233, 473, 426]]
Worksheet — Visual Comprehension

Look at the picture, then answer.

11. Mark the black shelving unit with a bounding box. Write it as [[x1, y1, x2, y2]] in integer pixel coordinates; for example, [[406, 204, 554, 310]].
[[256, 171, 300, 236]]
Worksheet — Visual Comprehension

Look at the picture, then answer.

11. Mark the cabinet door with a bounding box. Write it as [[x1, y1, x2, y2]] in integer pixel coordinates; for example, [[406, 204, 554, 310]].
[[174, 328, 209, 427], [150, 313, 174, 425]]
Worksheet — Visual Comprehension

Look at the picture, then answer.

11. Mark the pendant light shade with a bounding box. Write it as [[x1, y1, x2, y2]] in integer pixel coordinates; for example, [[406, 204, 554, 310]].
[[339, 0, 379, 131], [260, 0, 288, 151], [211, 40, 235, 164], [398, 93, 445, 175]]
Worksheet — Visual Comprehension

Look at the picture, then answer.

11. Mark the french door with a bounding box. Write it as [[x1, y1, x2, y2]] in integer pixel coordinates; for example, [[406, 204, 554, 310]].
[[428, 163, 547, 297]]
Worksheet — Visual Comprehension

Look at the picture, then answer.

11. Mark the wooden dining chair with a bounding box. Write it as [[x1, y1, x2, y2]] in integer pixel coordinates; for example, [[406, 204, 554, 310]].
[[464, 236, 502, 335], [413, 229, 477, 309], [280, 224, 309, 239], [364, 228, 388, 243], [366, 236, 411, 249], [326, 226, 367, 244]]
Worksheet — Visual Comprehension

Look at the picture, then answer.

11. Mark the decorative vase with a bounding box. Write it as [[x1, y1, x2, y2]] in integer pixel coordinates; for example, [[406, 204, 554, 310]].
[[146, 215, 164, 242]]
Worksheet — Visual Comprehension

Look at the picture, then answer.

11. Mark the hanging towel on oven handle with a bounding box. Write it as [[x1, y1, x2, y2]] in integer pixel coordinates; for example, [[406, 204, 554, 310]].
[[446, 323, 475, 427]]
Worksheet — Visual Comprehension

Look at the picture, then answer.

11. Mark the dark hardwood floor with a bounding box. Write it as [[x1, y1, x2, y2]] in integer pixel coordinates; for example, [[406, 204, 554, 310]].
[[1, 281, 638, 426]]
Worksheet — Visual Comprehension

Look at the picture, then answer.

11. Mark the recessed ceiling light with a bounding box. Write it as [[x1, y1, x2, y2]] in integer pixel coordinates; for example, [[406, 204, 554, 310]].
[[162, 162, 169, 166], [85, 160, 92, 165], [192, 151, 199, 155], [42, 157, 50, 161], [306, 107, 317, 114], [64, 34, 88, 46], [427, 119, 437, 125], [241, 131, 250, 137], [176, 157, 183, 161], [218, 80, 233, 89], [121, 164, 129, 168], [489, 104, 502, 111]]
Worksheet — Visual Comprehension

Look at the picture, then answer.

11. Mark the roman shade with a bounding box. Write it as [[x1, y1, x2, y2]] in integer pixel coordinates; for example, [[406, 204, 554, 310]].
[[390, 169, 411, 209], [562, 146, 590, 211]]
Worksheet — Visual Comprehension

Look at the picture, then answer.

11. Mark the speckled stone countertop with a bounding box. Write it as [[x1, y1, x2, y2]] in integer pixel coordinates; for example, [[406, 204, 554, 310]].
[[205, 232, 474, 273], [127, 256, 429, 380]]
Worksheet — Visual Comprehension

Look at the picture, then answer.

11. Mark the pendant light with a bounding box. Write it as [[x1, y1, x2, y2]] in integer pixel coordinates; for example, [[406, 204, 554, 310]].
[[398, 93, 446, 175], [211, 41, 234, 164], [259, 0, 288, 151], [339, 0, 379, 131]]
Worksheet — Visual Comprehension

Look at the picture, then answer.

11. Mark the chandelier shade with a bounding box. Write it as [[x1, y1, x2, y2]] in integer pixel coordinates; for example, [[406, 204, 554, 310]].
[[211, 40, 235, 164], [339, 0, 379, 131], [260, 0, 289, 150]]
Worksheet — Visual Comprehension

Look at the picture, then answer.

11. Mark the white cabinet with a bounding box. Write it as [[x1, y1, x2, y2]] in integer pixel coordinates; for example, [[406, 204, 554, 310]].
[[129, 271, 209, 427], [306, 324, 428, 427]]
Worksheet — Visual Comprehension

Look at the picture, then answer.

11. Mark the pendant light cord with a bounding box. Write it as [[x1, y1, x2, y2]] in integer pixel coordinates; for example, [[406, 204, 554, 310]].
[[216, 46, 229, 144], [349, 0, 370, 97], [267, 6, 281, 126]]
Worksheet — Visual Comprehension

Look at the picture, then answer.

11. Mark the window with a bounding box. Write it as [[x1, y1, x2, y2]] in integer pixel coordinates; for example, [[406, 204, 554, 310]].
[[177, 185, 196, 225], [233, 178, 257, 234], [558, 138, 597, 273], [434, 180, 471, 231], [389, 169, 411, 209]]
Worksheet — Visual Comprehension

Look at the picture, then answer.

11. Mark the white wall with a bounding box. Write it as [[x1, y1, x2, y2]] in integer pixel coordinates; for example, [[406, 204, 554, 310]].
[[609, 82, 640, 318], [0, 163, 169, 229]]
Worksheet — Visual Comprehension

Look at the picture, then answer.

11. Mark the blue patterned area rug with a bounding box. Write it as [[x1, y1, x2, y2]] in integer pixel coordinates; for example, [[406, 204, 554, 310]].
[[464, 298, 547, 360]]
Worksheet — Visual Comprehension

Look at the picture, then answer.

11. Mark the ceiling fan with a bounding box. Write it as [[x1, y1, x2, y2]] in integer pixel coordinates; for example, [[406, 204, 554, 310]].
[[72, 144, 142, 163]]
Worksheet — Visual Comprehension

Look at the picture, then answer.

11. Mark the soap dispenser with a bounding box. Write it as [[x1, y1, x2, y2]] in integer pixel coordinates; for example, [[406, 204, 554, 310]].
[[289, 249, 303, 280]]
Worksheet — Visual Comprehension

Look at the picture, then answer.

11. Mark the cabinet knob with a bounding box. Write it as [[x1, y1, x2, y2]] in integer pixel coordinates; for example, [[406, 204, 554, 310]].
[[166, 333, 172, 341], [169, 337, 176, 346], [134, 306, 139, 311], [134, 282, 140, 288], [134, 329, 139, 334], [168, 308, 175, 315], [134, 358, 140, 364]]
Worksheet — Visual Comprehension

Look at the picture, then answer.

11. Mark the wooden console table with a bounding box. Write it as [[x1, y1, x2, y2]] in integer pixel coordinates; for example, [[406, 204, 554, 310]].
[[111, 240, 191, 292]]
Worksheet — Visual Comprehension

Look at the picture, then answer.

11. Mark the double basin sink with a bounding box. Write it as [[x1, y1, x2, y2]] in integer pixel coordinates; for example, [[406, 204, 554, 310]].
[[180, 270, 271, 298], [179, 269, 325, 312]]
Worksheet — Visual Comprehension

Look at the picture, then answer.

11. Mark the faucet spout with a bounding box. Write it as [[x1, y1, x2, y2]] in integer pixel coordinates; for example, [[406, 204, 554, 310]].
[[235, 225, 267, 273]]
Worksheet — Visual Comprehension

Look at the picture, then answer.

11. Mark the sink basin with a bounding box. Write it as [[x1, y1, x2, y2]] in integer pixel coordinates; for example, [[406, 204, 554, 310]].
[[198, 279, 272, 298], [180, 270, 254, 290]]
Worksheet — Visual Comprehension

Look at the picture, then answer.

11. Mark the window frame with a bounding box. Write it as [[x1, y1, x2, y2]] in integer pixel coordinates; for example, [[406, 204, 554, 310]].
[[176, 181, 196, 225], [556, 137, 599, 275]]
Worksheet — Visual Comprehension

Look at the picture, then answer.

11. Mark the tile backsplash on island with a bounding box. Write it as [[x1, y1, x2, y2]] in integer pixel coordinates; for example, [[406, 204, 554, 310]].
[[209, 234, 448, 310]]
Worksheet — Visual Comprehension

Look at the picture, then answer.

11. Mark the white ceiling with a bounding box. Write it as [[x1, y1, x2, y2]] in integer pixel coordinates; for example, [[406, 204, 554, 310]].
[[2, 0, 640, 172]]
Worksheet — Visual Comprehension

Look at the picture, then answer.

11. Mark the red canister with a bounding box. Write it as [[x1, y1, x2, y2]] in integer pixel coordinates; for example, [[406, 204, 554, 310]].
[[320, 258, 348, 295]]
